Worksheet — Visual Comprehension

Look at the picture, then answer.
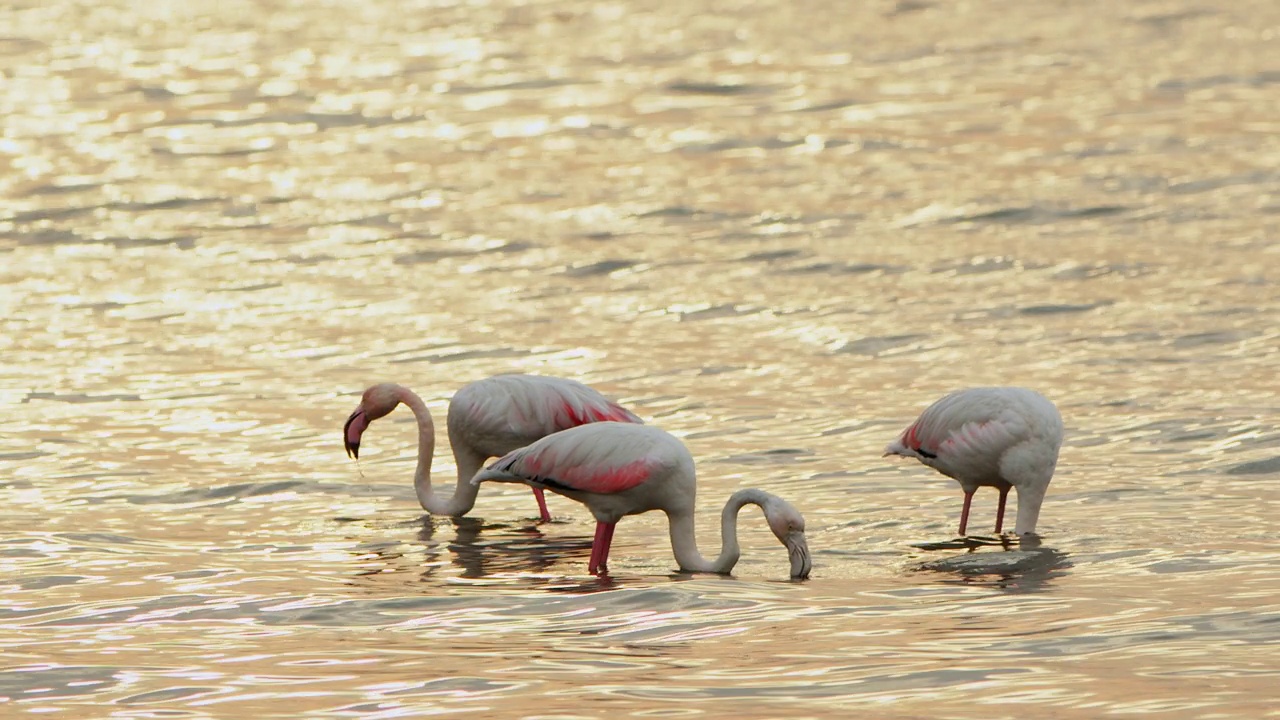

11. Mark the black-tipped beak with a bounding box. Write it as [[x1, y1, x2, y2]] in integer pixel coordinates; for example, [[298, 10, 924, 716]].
[[786, 531, 812, 580], [343, 410, 363, 459]]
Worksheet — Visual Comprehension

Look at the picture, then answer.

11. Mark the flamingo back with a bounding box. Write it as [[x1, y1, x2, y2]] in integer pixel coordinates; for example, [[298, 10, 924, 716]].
[[474, 422, 686, 496], [449, 374, 641, 447]]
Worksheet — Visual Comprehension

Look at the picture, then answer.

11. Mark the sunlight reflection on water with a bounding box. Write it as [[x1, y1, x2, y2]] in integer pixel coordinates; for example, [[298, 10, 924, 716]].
[[3, 0, 1280, 716]]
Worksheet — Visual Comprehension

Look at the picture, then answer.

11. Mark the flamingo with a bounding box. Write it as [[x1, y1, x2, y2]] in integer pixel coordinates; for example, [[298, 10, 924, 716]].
[[471, 422, 812, 579], [883, 387, 1064, 537], [343, 375, 642, 521]]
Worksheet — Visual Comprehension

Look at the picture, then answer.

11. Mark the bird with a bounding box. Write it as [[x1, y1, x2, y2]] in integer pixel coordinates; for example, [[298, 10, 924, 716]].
[[343, 375, 642, 521], [471, 422, 812, 579], [883, 387, 1064, 537]]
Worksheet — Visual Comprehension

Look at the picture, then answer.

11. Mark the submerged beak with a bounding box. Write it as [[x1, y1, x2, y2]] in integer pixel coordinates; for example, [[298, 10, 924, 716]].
[[343, 409, 367, 459], [785, 530, 812, 580]]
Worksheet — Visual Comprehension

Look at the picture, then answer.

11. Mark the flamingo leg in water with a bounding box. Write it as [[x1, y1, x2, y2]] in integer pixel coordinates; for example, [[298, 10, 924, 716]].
[[598, 523, 615, 574], [588, 521, 608, 574], [957, 490, 975, 536], [532, 488, 552, 523], [587, 521, 616, 575], [994, 487, 1010, 534]]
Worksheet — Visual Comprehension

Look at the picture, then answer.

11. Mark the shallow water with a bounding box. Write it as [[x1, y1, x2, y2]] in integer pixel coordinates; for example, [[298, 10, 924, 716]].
[[2, 0, 1279, 717]]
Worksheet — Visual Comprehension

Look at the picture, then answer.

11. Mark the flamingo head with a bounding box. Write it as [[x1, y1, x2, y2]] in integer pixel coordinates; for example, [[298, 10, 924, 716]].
[[343, 383, 402, 459], [764, 496, 812, 580]]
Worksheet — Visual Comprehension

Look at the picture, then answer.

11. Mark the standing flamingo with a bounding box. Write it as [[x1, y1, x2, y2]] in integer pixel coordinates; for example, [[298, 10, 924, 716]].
[[472, 422, 812, 579], [343, 375, 642, 521], [883, 387, 1064, 537]]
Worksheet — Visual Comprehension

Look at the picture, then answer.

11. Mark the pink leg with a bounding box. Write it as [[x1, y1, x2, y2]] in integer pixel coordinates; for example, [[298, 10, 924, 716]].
[[958, 490, 975, 536], [994, 487, 1010, 534], [588, 521, 616, 575], [597, 523, 616, 575], [532, 488, 552, 523], [588, 521, 607, 574]]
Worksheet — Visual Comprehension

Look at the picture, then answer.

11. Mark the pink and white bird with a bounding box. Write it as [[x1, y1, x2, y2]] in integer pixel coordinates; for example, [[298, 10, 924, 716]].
[[883, 387, 1064, 537], [472, 422, 812, 579], [343, 375, 642, 521]]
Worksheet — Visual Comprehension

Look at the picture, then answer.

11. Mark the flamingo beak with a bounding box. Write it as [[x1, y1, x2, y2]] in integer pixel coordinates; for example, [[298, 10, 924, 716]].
[[343, 409, 368, 459], [785, 530, 812, 580]]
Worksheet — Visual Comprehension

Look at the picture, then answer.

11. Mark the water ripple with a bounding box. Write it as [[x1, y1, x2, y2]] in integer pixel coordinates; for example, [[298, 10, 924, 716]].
[[2, 0, 1278, 715]]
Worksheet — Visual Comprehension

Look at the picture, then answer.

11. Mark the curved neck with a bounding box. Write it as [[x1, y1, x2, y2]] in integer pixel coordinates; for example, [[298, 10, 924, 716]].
[[668, 489, 773, 573], [398, 387, 479, 517]]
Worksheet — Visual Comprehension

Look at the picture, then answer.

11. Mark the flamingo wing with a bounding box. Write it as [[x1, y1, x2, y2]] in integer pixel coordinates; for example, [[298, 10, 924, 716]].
[[529, 376, 643, 429], [935, 417, 1026, 459], [472, 422, 675, 496], [892, 388, 1032, 463], [450, 375, 641, 446]]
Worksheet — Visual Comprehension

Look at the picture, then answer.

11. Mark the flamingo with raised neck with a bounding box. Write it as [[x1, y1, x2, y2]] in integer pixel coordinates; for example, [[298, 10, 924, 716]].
[[343, 375, 642, 520]]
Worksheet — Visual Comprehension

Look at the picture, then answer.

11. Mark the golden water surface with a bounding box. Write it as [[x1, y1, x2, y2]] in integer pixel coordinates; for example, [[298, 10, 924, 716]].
[[2, 0, 1279, 717]]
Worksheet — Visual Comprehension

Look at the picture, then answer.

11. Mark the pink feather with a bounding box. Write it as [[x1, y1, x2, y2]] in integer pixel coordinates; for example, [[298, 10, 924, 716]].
[[451, 375, 642, 444], [478, 422, 668, 495]]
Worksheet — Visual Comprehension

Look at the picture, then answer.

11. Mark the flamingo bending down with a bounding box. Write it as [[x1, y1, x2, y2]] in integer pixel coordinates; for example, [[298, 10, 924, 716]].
[[883, 387, 1063, 537], [343, 375, 642, 521], [472, 422, 812, 579]]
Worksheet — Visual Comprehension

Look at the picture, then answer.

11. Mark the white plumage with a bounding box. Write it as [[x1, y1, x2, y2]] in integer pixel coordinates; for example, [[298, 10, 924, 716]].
[[474, 423, 812, 579], [884, 387, 1064, 537], [343, 375, 642, 519]]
